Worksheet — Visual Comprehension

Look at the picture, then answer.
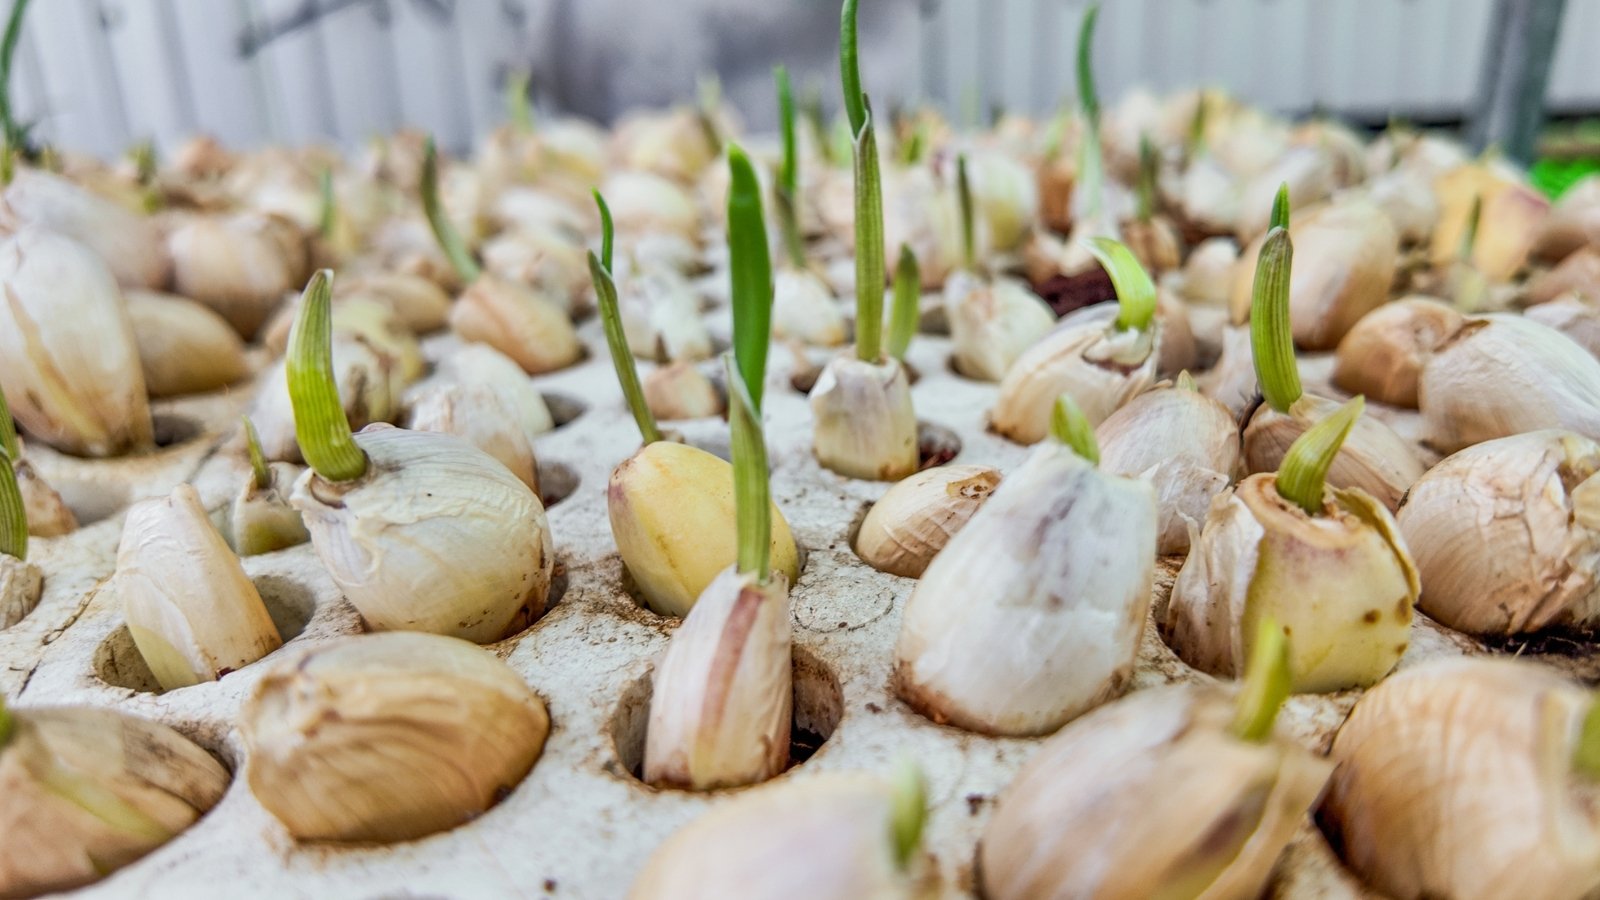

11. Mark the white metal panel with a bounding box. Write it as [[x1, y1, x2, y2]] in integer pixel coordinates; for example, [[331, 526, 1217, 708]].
[[314, 0, 403, 147], [97, 0, 194, 152], [167, 0, 269, 149]]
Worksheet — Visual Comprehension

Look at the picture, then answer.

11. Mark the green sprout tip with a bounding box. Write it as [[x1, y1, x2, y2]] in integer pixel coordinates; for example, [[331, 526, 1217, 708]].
[[726, 354, 772, 582], [1269, 181, 1291, 232], [774, 65, 807, 270], [0, 0, 31, 157], [1175, 370, 1198, 392], [887, 243, 920, 361], [852, 104, 887, 362], [242, 416, 270, 491], [590, 194, 661, 446], [889, 758, 928, 872], [726, 144, 775, 409], [286, 270, 369, 483], [317, 167, 337, 241], [1050, 393, 1100, 465], [1230, 616, 1292, 743], [1136, 134, 1157, 223], [957, 153, 976, 272], [1276, 395, 1363, 516], [593, 188, 614, 273], [505, 69, 533, 133], [0, 445, 25, 561], [1083, 237, 1157, 334], [1075, 2, 1101, 126], [1249, 227, 1303, 412], [839, 0, 866, 136], [420, 137, 482, 284]]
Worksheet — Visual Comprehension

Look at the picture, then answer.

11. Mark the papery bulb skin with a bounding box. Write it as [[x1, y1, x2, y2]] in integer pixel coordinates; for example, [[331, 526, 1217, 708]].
[[810, 356, 919, 482]]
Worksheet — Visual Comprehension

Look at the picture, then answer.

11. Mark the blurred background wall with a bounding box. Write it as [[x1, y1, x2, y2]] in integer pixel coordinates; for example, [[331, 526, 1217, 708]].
[[5, 0, 1599, 157]]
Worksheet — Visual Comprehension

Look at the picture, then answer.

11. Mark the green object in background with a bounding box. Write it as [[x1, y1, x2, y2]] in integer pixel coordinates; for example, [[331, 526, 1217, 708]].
[[1530, 157, 1600, 199]]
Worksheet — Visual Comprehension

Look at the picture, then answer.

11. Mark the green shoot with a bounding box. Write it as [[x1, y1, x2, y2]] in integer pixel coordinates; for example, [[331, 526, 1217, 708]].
[[726, 356, 771, 582], [726, 144, 775, 409], [0, 383, 18, 460], [1076, 2, 1101, 126], [888, 758, 928, 872], [1186, 89, 1208, 159], [839, 0, 866, 136], [1136, 135, 1157, 223], [1249, 227, 1303, 412], [1230, 616, 1292, 743], [242, 416, 270, 491], [420, 137, 482, 284], [1270, 181, 1291, 232], [317, 167, 337, 242], [1083, 237, 1157, 333], [957, 153, 976, 272], [505, 69, 533, 133], [887, 243, 920, 361], [774, 65, 807, 270], [286, 270, 369, 483], [0, 0, 31, 156], [1576, 696, 1600, 779], [1175, 370, 1199, 391], [0, 692, 12, 748], [591, 191, 661, 446], [1276, 396, 1363, 516], [852, 106, 886, 362], [1050, 394, 1100, 465], [1459, 194, 1483, 263], [0, 445, 25, 561]]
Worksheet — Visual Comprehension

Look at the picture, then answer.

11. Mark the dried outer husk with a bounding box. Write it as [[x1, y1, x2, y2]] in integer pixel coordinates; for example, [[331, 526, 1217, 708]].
[[432, 343, 555, 437], [0, 166, 170, 289], [618, 266, 712, 363], [290, 426, 554, 642], [1177, 236, 1240, 307], [1331, 297, 1464, 409], [450, 273, 583, 375], [165, 211, 310, 340], [811, 355, 919, 482], [608, 441, 801, 618], [12, 454, 76, 538], [229, 460, 309, 557], [1228, 199, 1399, 350], [0, 705, 229, 897], [1097, 383, 1240, 555], [1525, 246, 1600, 306], [628, 773, 931, 900], [1397, 429, 1600, 634], [991, 303, 1159, 445], [980, 684, 1332, 900], [855, 464, 1002, 578], [240, 632, 550, 843], [772, 267, 847, 348], [894, 444, 1156, 736], [114, 484, 283, 690], [644, 567, 791, 790], [1525, 296, 1600, 359], [944, 271, 1056, 382], [250, 337, 401, 464], [1244, 393, 1423, 511], [1203, 323, 1258, 419], [1323, 657, 1600, 900], [1419, 314, 1600, 454], [1430, 163, 1550, 281], [406, 382, 539, 493], [0, 227, 154, 457], [125, 289, 250, 398], [643, 361, 724, 421], [0, 553, 43, 631], [1532, 174, 1600, 263], [1167, 474, 1417, 693]]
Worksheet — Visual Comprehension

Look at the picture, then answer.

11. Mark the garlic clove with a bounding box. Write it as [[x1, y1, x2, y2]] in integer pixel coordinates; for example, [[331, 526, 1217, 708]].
[[1398, 429, 1600, 634], [0, 227, 154, 457], [113, 484, 283, 690], [165, 211, 311, 340], [644, 566, 791, 790], [1525, 247, 1600, 307], [855, 464, 1001, 578], [249, 337, 401, 464], [1244, 393, 1423, 511], [126, 289, 250, 398], [990, 303, 1159, 445], [1419, 314, 1600, 454], [0, 167, 171, 289], [643, 361, 724, 421], [479, 226, 592, 316], [324, 297, 426, 384], [980, 684, 1331, 900], [433, 343, 555, 437], [895, 443, 1156, 736], [1331, 297, 1463, 409], [240, 632, 550, 843], [1155, 291, 1199, 376], [291, 427, 555, 642], [608, 441, 801, 618], [810, 355, 920, 481], [1430, 164, 1550, 282], [944, 271, 1056, 382], [0, 704, 229, 897], [1168, 473, 1417, 693], [229, 459, 309, 557], [1363, 167, 1440, 246], [334, 271, 452, 335], [772, 267, 847, 348], [450, 273, 584, 375], [600, 170, 702, 243], [1524, 296, 1600, 359], [1532, 174, 1600, 263], [1176, 236, 1240, 307], [619, 266, 713, 363], [13, 455, 76, 538], [406, 382, 540, 493], [1097, 381, 1240, 555], [1323, 657, 1600, 899]]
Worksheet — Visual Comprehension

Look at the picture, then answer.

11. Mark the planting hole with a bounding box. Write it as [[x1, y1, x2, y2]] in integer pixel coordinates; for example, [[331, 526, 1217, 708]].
[[153, 413, 204, 449], [543, 392, 588, 430], [537, 460, 580, 509], [918, 421, 962, 469]]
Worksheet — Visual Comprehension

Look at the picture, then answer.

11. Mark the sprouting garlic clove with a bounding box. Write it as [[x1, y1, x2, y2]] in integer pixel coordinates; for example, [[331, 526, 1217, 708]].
[[644, 566, 791, 790], [0, 227, 154, 457], [1331, 297, 1463, 409], [1243, 393, 1423, 511], [1167, 473, 1417, 693], [406, 382, 539, 493], [1524, 296, 1600, 359], [1430, 163, 1550, 282], [229, 460, 309, 557], [1228, 198, 1400, 350], [125, 289, 250, 398], [240, 631, 550, 842], [113, 484, 283, 690], [1525, 247, 1600, 307], [165, 211, 311, 340], [0, 704, 230, 897], [990, 303, 1159, 445], [772, 267, 848, 348], [1322, 657, 1600, 899], [1097, 382, 1240, 555], [1398, 429, 1600, 635], [450, 273, 583, 375], [980, 684, 1331, 900], [0, 166, 171, 289], [810, 355, 920, 482], [629, 771, 929, 900], [643, 361, 724, 422], [1419, 314, 1600, 454], [895, 443, 1156, 736], [855, 464, 1002, 578], [13, 455, 76, 538], [249, 338, 401, 464], [291, 427, 555, 642], [608, 441, 801, 618], [944, 271, 1056, 382], [618, 266, 713, 363]]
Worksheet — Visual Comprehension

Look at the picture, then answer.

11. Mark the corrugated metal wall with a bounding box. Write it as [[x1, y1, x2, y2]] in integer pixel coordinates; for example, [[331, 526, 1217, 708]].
[[4, 0, 1598, 158]]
